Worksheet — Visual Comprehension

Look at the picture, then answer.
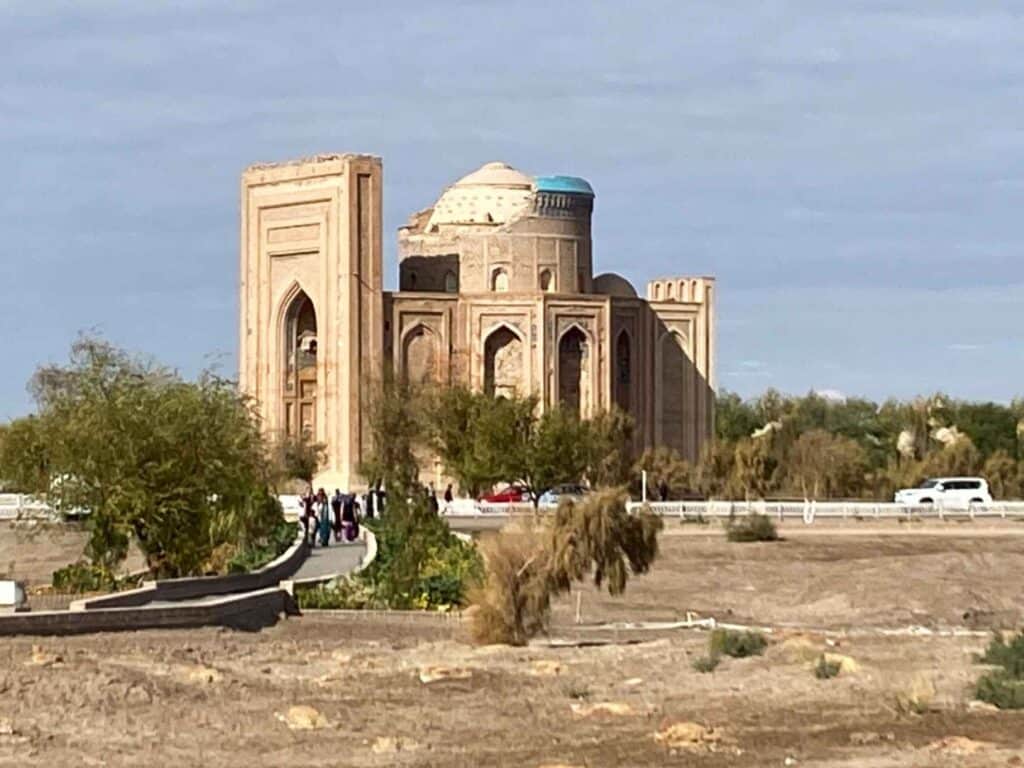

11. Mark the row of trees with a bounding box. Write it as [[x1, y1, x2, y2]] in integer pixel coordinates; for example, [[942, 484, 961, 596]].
[[360, 376, 635, 504], [640, 390, 1024, 501]]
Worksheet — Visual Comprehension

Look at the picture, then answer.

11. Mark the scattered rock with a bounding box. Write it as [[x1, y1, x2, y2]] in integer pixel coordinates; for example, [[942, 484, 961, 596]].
[[26, 645, 62, 667], [784, 757, 798, 766], [654, 721, 721, 752], [331, 650, 352, 665], [849, 731, 895, 745], [371, 736, 420, 754], [529, 660, 564, 677], [277, 705, 330, 731], [0, 719, 14, 736], [621, 677, 644, 687], [927, 736, 992, 755], [125, 684, 152, 705], [968, 699, 1000, 713], [182, 665, 222, 685], [571, 701, 635, 718], [418, 665, 473, 684]]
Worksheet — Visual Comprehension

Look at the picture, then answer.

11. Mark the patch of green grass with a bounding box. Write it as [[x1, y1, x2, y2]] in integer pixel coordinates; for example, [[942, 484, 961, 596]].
[[725, 513, 779, 543], [814, 655, 841, 679], [709, 628, 768, 659], [975, 631, 1024, 709]]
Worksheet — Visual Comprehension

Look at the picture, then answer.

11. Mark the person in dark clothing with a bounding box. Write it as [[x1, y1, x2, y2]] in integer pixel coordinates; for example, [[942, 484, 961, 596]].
[[301, 488, 316, 545], [341, 493, 358, 542], [364, 484, 375, 519], [427, 484, 439, 515], [444, 484, 453, 505], [658, 479, 669, 501], [331, 489, 344, 542]]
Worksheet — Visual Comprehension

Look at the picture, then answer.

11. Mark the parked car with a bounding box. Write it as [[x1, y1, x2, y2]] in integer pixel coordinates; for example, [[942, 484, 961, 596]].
[[894, 477, 992, 507], [537, 484, 590, 506], [479, 484, 528, 504]]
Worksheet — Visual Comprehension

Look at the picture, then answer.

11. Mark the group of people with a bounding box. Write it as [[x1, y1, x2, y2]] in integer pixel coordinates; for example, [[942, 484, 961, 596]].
[[300, 488, 366, 547]]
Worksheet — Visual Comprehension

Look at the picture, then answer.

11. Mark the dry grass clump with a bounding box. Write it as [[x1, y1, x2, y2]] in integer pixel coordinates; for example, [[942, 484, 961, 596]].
[[468, 489, 663, 645], [467, 524, 552, 646]]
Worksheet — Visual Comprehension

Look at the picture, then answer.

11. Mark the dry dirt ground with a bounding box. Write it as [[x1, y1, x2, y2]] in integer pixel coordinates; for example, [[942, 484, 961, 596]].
[[2, 524, 1024, 766]]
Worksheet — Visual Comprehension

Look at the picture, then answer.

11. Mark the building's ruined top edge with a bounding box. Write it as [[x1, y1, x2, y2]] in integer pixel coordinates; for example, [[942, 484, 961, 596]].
[[244, 153, 380, 173]]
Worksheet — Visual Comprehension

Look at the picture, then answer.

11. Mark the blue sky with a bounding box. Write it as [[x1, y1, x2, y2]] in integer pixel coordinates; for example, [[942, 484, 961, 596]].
[[2, 0, 1022, 418]]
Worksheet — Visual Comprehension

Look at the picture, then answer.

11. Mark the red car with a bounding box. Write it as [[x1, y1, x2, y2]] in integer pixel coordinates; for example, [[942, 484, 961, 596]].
[[479, 484, 527, 503]]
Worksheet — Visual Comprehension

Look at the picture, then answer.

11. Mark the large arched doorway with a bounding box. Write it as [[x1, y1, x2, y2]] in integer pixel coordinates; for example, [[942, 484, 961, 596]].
[[658, 332, 687, 454], [558, 327, 588, 417], [282, 290, 318, 438], [402, 325, 437, 383], [484, 326, 522, 398], [615, 330, 631, 413]]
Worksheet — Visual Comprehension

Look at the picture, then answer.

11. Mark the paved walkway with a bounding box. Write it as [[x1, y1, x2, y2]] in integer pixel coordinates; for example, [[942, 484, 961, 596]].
[[292, 539, 366, 581]]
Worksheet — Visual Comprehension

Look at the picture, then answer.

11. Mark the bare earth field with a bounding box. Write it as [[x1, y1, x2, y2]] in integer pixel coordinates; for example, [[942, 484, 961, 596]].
[[2, 524, 1024, 766]]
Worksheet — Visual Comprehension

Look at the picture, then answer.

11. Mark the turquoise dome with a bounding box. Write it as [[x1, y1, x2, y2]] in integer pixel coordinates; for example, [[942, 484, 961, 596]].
[[535, 175, 594, 196]]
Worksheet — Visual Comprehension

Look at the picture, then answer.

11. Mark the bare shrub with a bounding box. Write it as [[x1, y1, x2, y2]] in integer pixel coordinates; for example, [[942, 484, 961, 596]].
[[467, 525, 552, 646], [692, 655, 720, 673], [468, 488, 663, 646], [709, 628, 767, 658]]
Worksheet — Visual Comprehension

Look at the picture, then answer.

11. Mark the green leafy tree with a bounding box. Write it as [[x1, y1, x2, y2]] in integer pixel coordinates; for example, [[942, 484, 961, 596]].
[[782, 429, 868, 499], [0, 336, 282, 579], [583, 408, 636, 488], [274, 430, 325, 487], [983, 450, 1022, 500], [729, 436, 777, 499]]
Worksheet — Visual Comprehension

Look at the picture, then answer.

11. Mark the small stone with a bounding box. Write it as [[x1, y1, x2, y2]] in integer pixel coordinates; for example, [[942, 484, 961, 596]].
[[183, 665, 222, 685], [418, 665, 473, 684], [654, 721, 721, 751], [822, 653, 858, 674], [622, 677, 644, 687], [529, 660, 564, 677], [27, 645, 62, 667], [968, 699, 1000, 713], [571, 701, 635, 718], [278, 705, 330, 731], [784, 757, 798, 766], [0, 719, 14, 736], [371, 736, 420, 754]]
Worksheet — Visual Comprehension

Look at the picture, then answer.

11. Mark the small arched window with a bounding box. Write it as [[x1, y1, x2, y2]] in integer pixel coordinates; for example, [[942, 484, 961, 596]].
[[491, 267, 509, 292], [444, 271, 458, 293], [666, 282, 675, 300], [653, 283, 662, 301], [539, 269, 554, 293]]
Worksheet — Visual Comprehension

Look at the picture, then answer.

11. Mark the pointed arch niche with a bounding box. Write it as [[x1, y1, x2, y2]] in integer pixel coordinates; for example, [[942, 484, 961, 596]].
[[483, 325, 523, 398], [558, 326, 590, 417], [402, 324, 438, 383], [615, 330, 632, 413], [282, 288, 318, 438]]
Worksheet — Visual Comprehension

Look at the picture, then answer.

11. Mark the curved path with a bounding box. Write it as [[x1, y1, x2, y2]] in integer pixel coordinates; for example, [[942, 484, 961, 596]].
[[292, 539, 366, 581]]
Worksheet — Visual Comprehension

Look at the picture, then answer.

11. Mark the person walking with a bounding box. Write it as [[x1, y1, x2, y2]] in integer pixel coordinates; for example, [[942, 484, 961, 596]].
[[427, 483, 439, 515], [364, 483, 376, 519], [444, 483, 453, 506], [301, 488, 316, 545], [341, 493, 357, 542], [331, 489, 344, 542], [658, 479, 669, 502], [316, 488, 331, 547]]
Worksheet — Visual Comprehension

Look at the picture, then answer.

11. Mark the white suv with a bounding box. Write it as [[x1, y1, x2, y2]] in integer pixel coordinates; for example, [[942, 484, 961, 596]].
[[894, 477, 992, 507]]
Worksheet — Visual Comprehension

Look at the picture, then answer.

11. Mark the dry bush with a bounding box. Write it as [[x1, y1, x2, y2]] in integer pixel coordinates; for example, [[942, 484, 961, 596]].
[[547, 488, 663, 596], [468, 489, 663, 646], [467, 524, 552, 646]]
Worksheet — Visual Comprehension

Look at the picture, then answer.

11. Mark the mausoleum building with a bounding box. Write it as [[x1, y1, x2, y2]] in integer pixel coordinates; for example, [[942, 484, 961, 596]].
[[239, 155, 715, 490]]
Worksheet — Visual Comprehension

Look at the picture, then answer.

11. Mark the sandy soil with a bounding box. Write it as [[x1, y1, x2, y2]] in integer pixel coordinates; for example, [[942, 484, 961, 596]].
[[2, 529, 1023, 766]]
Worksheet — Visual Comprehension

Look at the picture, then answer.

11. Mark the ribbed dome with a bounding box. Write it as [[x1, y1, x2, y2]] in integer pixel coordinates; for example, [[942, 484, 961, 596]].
[[427, 161, 534, 227]]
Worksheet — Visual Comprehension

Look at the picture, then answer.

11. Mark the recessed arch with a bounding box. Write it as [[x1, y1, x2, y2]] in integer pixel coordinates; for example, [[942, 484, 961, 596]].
[[281, 287, 318, 439], [444, 270, 458, 293], [401, 323, 438, 383], [539, 269, 554, 292], [615, 329, 632, 413], [656, 330, 688, 455], [483, 324, 523, 397], [491, 267, 509, 292], [557, 325, 590, 417]]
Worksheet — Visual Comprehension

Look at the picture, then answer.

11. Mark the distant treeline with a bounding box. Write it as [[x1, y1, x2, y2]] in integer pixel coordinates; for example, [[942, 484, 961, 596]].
[[637, 391, 1024, 501]]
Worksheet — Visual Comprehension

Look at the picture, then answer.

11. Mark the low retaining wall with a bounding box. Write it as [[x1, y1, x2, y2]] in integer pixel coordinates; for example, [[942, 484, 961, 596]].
[[72, 523, 308, 610], [0, 586, 296, 637]]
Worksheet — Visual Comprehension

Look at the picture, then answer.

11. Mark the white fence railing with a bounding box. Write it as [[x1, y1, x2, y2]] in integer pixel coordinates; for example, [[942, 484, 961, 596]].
[[449, 499, 1024, 523], [0, 494, 59, 522]]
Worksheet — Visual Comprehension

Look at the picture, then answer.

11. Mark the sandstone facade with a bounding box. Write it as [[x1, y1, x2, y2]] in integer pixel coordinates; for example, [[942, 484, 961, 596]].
[[239, 156, 715, 489]]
